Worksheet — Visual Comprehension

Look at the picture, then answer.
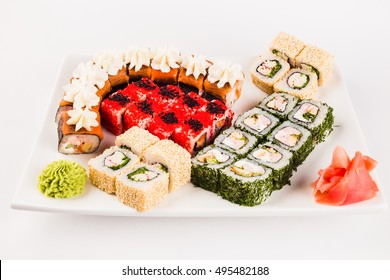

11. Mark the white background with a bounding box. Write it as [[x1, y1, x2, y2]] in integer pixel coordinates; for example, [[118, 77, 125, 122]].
[[1, 0, 390, 259]]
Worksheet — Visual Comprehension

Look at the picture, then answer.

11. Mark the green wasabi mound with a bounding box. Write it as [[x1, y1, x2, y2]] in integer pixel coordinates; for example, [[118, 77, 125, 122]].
[[38, 160, 87, 198]]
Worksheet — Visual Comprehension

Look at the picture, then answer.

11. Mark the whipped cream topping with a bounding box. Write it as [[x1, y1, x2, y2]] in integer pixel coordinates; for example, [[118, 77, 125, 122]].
[[93, 49, 124, 75], [207, 61, 244, 88], [181, 55, 211, 79], [72, 61, 108, 89], [66, 107, 99, 131], [122, 47, 152, 71], [151, 47, 181, 73], [63, 79, 98, 106]]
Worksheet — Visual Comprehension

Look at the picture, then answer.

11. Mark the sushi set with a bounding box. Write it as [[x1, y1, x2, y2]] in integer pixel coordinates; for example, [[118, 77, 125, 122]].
[[11, 32, 386, 216]]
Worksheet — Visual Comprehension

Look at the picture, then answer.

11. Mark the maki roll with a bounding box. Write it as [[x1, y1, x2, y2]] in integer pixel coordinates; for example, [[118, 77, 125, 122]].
[[250, 53, 290, 94], [258, 92, 299, 120], [115, 126, 159, 158], [234, 107, 280, 140], [295, 45, 334, 86], [273, 68, 318, 99], [287, 100, 334, 143], [248, 142, 294, 190], [269, 32, 306, 67], [191, 145, 237, 193], [268, 121, 314, 166], [214, 128, 258, 158], [116, 163, 169, 212], [219, 158, 273, 206], [143, 140, 191, 192], [88, 146, 140, 194]]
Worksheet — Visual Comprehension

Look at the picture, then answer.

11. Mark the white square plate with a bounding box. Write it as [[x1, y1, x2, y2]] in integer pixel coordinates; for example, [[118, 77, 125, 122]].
[[11, 55, 387, 216]]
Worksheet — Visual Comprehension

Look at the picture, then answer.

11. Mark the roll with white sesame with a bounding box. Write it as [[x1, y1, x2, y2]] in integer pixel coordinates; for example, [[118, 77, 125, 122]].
[[143, 139, 191, 192], [115, 126, 160, 158], [273, 68, 318, 99], [269, 32, 306, 67], [88, 146, 140, 194], [116, 163, 169, 212]]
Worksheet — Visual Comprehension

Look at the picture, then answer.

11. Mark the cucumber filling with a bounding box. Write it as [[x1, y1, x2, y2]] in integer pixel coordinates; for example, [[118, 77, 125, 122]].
[[127, 167, 158, 182], [151, 163, 168, 173], [272, 49, 289, 62], [302, 63, 320, 80], [104, 151, 130, 170], [257, 59, 282, 78], [287, 72, 309, 89]]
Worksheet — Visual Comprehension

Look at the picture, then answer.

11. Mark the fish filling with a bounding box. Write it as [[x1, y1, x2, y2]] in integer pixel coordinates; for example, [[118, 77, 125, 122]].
[[222, 131, 248, 150], [275, 126, 302, 147], [104, 151, 130, 170], [266, 95, 288, 112], [257, 59, 282, 78], [293, 103, 319, 123], [127, 167, 158, 182], [231, 160, 265, 177], [244, 114, 271, 132], [287, 72, 309, 89], [197, 149, 230, 165], [253, 145, 282, 163]]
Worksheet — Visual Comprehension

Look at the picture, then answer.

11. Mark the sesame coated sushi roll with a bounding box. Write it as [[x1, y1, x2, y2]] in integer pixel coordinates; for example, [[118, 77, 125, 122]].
[[93, 49, 128, 90], [250, 53, 290, 94], [203, 61, 244, 108], [268, 121, 313, 166], [214, 128, 258, 158], [269, 32, 306, 67], [248, 142, 294, 190], [178, 54, 211, 95], [234, 107, 280, 140], [273, 68, 318, 99], [116, 163, 169, 212], [219, 158, 273, 206], [191, 145, 237, 193], [150, 47, 182, 85], [122, 47, 152, 82], [144, 140, 191, 192], [88, 146, 140, 194], [287, 100, 334, 143], [115, 126, 160, 157], [258, 92, 299, 120], [295, 45, 334, 86]]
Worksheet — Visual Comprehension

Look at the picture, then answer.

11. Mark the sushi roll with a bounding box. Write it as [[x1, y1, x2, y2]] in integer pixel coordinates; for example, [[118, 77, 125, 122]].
[[234, 107, 280, 140], [268, 121, 314, 166], [204, 99, 235, 142], [191, 145, 237, 193], [150, 47, 182, 85], [248, 142, 294, 190], [219, 158, 274, 206], [57, 106, 103, 154], [88, 146, 140, 194], [116, 163, 169, 212], [250, 53, 290, 94], [269, 32, 306, 67], [115, 126, 159, 158], [93, 49, 128, 90], [273, 68, 318, 99], [258, 92, 299, 120], [122, 47, 152, 82], [178, 54, 211, 95], [143, 139, 191, 192], [203, 61, 244, 108], [214, 128, 258, 158], [287, 100, 334, 143], [295, 45, 334, 86]]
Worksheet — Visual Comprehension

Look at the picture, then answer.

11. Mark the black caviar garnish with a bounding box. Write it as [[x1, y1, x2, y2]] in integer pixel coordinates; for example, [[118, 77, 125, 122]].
[[159, 86, 180, 99], [160, 112, 178, 124], [206, 102, 225, 115], [133, 78, 157, 90], [183, 95, 200, 108], [108, 92, 130, 106], [136, 100, 154, 115], [185, 118, 203, 132]]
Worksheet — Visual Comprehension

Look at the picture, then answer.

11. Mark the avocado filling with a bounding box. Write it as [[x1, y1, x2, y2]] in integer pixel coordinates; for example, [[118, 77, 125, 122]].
[[253, 145, 282, 163], [197, 149, 230, 165], [231, 160, 265, 177], [222, 131, 248, 150], [104, 151, 130, 170]]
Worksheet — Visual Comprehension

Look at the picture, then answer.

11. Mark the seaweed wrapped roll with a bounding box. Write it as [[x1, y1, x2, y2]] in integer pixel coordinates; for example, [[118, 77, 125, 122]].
[[269, 32, 306, 67], [258, 92, 299, 120], [214, 128, 258, 158]]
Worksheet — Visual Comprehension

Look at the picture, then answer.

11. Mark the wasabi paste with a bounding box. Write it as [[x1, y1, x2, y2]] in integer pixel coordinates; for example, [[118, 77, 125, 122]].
[[38, 160, 87, 198]]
